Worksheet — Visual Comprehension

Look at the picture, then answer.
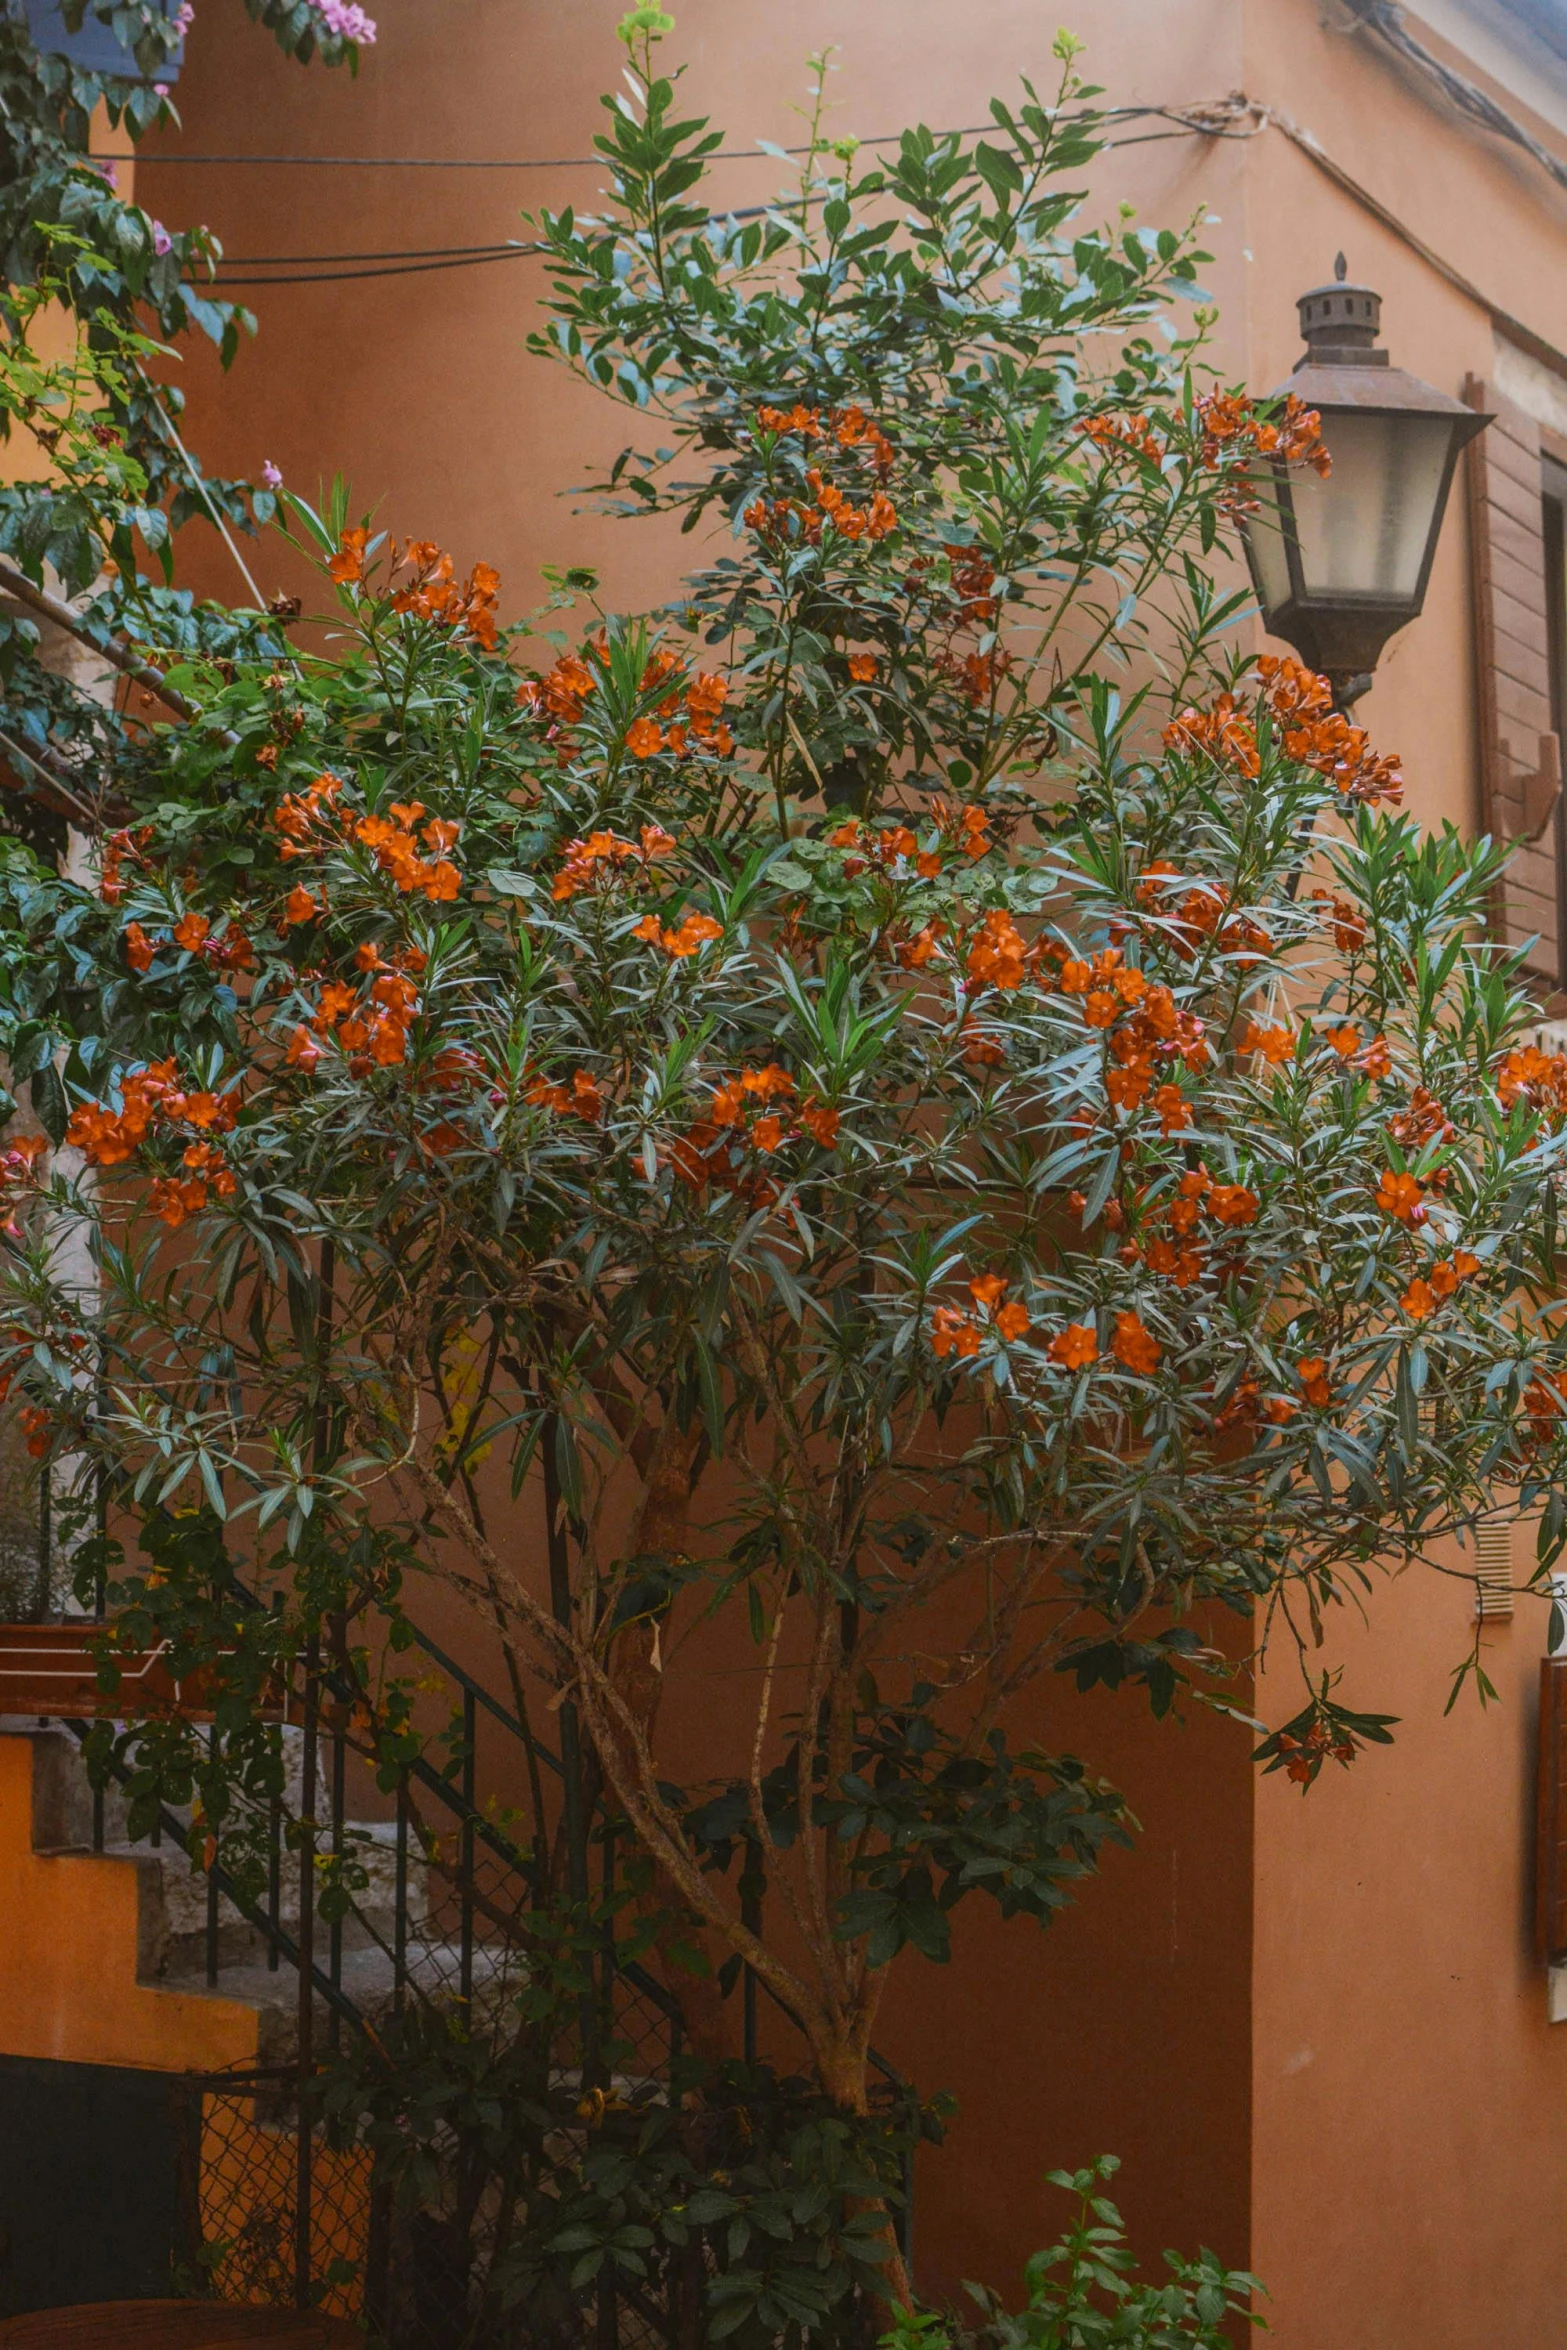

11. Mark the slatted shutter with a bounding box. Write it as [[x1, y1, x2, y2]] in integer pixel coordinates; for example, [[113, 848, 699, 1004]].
[[1537, 1657, 1567, 1961], [1473, 1520, 1515, 1621], [1465, 375, 1562, 986]]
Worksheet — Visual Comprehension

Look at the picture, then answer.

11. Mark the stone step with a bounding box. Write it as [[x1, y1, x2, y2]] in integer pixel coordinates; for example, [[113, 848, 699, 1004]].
[[173, 1936, 527, 2064]]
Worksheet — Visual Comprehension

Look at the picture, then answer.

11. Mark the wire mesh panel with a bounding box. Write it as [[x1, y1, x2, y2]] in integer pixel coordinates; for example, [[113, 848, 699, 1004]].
[[188, 2067, 370, 2320]]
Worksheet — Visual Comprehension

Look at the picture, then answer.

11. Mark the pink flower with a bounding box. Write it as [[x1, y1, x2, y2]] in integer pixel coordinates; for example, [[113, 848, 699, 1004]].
[[173, 2, 195, 34], [261, 461, 283, 491], [316, 0, 376, 39], [150, 219, 172, 257], [154, 82, 171, 98]]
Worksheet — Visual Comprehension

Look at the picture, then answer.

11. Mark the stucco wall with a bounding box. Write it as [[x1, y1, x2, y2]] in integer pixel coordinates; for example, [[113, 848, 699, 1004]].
[[121, 0, 1567, 2337]]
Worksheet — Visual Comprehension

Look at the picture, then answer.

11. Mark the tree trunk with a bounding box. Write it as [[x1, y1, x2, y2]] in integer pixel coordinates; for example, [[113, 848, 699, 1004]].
[[816, 2030, 914, 2316]]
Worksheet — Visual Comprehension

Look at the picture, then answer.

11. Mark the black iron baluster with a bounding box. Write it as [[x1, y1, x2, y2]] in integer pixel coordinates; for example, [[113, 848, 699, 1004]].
[[459, 1687, 475, 2005], [543, 1422, 596, 2086], [741, 1866, 761, 2068], [91, 1415, 105, 1854], [31, 1458, 49, 1620], [205, 1719, 220, 1988], [393, 1769, 408, 2014], [267, 1592, 283, 1971], [328, 1616, 346, 2056], [295, 1634, 318, 2310]]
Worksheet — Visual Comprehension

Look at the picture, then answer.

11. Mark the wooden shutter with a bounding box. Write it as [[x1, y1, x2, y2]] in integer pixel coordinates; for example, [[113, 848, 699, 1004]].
[[1537, 1657, 1567, 1961], [1466, 376, 1563, 987], [1473, 1519, 1515, 1621]]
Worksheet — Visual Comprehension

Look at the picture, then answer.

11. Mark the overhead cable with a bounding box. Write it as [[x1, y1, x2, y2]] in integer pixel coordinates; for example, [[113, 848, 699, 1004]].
[[1338, 0, 1567, 197], [98, 104, 1258, 172]]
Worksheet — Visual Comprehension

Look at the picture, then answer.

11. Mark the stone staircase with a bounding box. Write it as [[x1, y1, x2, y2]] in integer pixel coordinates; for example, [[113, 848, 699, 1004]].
[[14, 1722, 519, 2061]]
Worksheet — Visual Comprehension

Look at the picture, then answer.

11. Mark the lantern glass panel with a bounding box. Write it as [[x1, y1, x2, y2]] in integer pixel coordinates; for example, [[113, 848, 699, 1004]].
[[1244, 466, 1295, 618], [1288, 408, 1455, 601]]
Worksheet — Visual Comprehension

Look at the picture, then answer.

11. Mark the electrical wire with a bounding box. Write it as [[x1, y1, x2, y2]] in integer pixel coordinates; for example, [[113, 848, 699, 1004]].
[[96, 105, 1255, 171], [195, 109, 1259, 288], [1339, 0, 1567, 198]]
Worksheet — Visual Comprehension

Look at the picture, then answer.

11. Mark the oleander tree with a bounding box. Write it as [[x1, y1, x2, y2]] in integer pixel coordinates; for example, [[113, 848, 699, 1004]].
[[4, 15, 1567, 2325]]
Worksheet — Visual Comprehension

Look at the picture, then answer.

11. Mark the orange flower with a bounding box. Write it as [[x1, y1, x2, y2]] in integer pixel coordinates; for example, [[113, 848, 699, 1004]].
[[1105, 1062, 1152, 1110], [1356, 1035, 1393, 1081], [1401, 1277, 1435, 1319], [172, 911, 209, 954], [19, 1404, 50, 1459], [931, 1305, 980, 1359], [124, 922, 156, 974], [1241, 1021, 1295, 1065], [995, 1300, 1031, 1342], [966, 908, 1027, 991], [1325, 1024, 1360, 1060], [848, 653, 878, 682], [1153, 1082, 1191, 1134], [1297, 1355, 1332, 1407], [1208, 1184, 1258, 1228], [969, 1273, 1008, 1310], [1112, 1311, 1161, 1375], [329, 525, 370, 585], [1376, 1169, 1426, 1224], [626, 717, 663, 758], [1048, 1323, 1098, 1370], [286, 1026, 322, 1072], [752, 1115, 785, 1152], [638, 912, 723, 959], [283, 885, 320, 927], [800, 1102, 839, 1147]]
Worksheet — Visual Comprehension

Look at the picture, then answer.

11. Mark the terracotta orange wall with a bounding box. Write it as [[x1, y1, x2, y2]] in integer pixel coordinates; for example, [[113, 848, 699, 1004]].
[[137, 0, 1252, 621], [0, 1737, 257, 2071], [124, 0, 1567, 2330]]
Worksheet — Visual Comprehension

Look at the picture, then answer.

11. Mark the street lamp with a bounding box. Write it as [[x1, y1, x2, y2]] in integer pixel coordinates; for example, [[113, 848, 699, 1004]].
[[1241, 257, 1489, 709]]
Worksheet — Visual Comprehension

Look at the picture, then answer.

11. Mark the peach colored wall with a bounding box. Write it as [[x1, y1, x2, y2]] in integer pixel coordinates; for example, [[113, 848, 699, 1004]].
[[119, 0, 1567, 2335], [1251, 1558, 1567, 2350], [138, 0, 1252, 620]]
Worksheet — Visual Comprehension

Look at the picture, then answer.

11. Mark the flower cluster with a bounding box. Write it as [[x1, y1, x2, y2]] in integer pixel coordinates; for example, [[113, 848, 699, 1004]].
[[66, 1065, 238, 1222], [1497, 1042, 1567, 1116], [705, 1062, 837, 1152], [620, 657, 735, 760], [753, 402, 896, 478], [389, 541, 501, 653], [633, 911, 724, 959], [273, 776, 462, 905], [124, 909, 255, 976], [930, 1271, 1031, 1358], [1103, 1165, 1259, 1291], [1195, 390, 1330, 481], [745, 467, 897, 548], [526, 1068, 604, 1121], [1163, 658, 1403, 807], [0, 1133, 47, 1241], [515, 652, 596, 735], [1080, 412, 1165, 463], [314, 0, 376, 40], [1399, 1251, 1481, 1319], [659, 1066, 839, 1202], [551, 825, 675, 903], [1131, 866, 1273, 964], [287, 953, 422, 1074], [355, 805, 462, 903]]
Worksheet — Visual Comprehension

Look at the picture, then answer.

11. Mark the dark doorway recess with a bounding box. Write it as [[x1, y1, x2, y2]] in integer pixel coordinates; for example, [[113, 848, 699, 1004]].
[[0, 2055, 198, 2315]]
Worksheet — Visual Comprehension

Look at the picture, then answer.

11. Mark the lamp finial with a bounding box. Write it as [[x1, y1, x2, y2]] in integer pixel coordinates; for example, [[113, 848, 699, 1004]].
[[1334, 251, 1347, 281]]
